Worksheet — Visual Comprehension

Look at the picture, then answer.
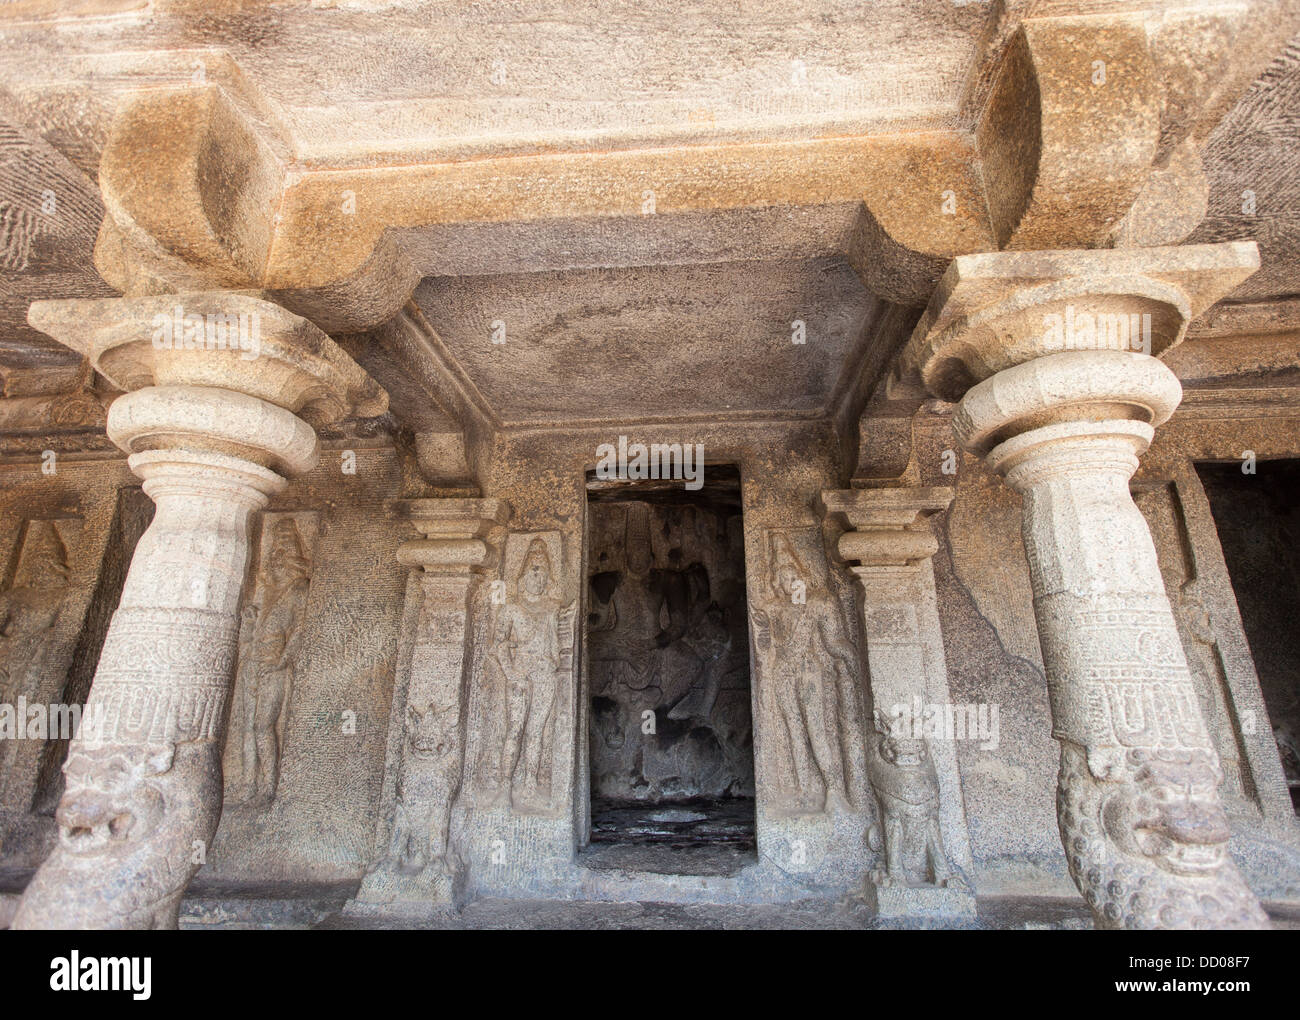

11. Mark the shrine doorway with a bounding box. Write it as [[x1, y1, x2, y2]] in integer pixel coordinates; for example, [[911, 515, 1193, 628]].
[[580, 465, 757, 873], [1198, 459, 1300, 813]]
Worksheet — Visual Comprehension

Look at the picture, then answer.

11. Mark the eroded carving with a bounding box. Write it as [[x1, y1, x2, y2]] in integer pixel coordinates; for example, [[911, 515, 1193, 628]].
[[866, 712, 959, 890], [17, 741, 212, 929], [1175, 577, 1247, 792], [0, 520, 72, 706], [751, 530, 857, 817], [1060, 744, 1268, 929], [476, 533, 575, 815], [0, 519, 76, 796], [387, 576, 476, 879], [228, 513, 317, 808]]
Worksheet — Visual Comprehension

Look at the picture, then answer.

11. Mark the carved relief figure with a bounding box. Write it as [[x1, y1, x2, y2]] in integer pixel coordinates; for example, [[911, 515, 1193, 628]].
[[18, 739, 219, 928], [0, 520, 74, 794], [1174, 577, 1246, 791], [383, 573, 477, 879], [0, 520, 70, 704], [751, 531, 855, 815], [483, 537, 575, 812], [235, 517, 313, 807], [866, 712, 958, 888], [587, 505, 696, 702], [390, 678, 462, 875]]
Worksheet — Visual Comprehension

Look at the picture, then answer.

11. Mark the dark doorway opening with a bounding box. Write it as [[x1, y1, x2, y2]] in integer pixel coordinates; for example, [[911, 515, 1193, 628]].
[[1198, 459, 1300, 812], [582, 465, 756, 874]]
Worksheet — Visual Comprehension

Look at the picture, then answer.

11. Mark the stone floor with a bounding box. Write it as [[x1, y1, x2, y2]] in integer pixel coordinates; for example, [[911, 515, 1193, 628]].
[[6, 881, 1299, 931], [583, 797, 757, 876], [184, 893, 1300, 930]]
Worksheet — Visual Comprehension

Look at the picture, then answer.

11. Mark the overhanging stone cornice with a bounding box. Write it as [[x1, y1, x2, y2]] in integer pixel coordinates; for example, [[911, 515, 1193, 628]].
[[90, 83, 997, 329]]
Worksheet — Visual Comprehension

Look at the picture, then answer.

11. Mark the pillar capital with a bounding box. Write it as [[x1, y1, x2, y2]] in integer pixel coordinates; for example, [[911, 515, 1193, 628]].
[[952, 350, 1182, 458], [27, 290, 388, 485], [391, 498, 511, 575], [818, 487, 952, 568], [900, 241, 1259, 408], [27, 291, 387, 425]]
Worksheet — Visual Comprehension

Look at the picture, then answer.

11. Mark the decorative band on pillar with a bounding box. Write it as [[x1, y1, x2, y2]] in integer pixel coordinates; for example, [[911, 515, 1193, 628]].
[[14, 292, 386, 930], [896, 242, 1270, 930]]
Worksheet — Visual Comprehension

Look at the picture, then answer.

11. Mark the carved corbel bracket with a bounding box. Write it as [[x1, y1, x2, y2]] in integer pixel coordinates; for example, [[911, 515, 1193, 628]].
[[391, 498, 511, 578], [818, 487, 953, 569], [975, 7, 1266, 251], [94, 85, 287, 296]]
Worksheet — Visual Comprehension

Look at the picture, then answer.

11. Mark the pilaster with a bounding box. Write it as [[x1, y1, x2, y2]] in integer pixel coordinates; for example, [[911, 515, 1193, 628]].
[[349, 497, 509, 918], [819, 486, 976, 919]]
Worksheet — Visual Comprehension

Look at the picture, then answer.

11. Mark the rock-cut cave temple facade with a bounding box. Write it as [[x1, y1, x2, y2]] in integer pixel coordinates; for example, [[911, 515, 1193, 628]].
[[0, 0, 1299, 930]]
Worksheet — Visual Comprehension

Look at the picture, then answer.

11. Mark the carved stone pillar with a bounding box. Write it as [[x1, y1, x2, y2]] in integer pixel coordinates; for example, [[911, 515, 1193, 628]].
[[13, 293, 385, 929], [818, 487, 975, 919], [349, 498, 509, 917], [899, 242, 1268, 929]]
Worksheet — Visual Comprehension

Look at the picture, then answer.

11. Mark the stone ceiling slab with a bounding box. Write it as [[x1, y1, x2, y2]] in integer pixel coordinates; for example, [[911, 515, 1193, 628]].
[[413, 257, 881, 427]]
